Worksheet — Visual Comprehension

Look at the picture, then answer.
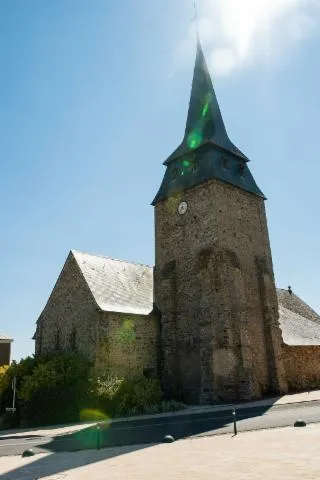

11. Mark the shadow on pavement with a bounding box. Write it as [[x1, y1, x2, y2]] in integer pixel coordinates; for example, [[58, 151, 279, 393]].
[[0, 399, 278, 480], [0, 435, 43, 441]]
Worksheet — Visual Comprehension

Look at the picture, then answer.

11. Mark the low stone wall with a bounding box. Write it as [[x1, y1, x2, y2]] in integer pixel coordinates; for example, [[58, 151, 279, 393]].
[[283, 344, 320, 391]]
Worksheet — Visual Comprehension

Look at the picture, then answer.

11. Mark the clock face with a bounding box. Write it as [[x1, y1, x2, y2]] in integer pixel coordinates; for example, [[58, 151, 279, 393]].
[[178, 201, 188, 215]]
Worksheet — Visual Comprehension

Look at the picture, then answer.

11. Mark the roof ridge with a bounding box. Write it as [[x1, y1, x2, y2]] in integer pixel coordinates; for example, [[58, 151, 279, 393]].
[[71, 249, 154, 269], [0, 334, 13, 341]]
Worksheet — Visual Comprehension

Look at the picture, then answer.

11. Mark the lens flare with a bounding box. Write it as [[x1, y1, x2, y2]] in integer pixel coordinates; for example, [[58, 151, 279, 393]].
[[187, 131, 202, 149], [80, 408, 109, 422], [201, 102, 209, 118], [117, 318, 136, 345]]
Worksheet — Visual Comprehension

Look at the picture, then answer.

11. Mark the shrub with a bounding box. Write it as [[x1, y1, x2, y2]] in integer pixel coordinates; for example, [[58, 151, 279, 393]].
[[0, 411, 20, 430], [89, 374, 124, 401], [115, 377, 163, 414], [1, 354, 184, 429], [0, 357, 39, 419], [19, 353, 91, 427], [88, 375, 163, 416], [0, 365, 10, 397], [19, 353, 90, 402]]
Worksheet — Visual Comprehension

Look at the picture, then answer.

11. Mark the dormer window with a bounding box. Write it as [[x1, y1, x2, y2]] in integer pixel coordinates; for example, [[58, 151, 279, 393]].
[[191, 157, 199, 172], [171, 165, 179, 181], [239, 164, 245, 176], [222, 158, 229, 169], [173, 156, 198, 179]]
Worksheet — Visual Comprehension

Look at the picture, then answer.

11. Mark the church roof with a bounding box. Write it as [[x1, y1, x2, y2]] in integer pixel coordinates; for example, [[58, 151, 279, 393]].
[[152, 39, 265, 205], [72, 250, 154, 315], [35, 248, 320, 345], [277, 289, 320, 345], [0, 334, 13, 343], [70, 252, 320, 342], [164, 39, 248, 165]]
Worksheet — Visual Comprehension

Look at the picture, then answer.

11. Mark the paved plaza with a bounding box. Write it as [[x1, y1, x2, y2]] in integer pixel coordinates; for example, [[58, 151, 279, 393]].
[[1, 422, 320, 480]]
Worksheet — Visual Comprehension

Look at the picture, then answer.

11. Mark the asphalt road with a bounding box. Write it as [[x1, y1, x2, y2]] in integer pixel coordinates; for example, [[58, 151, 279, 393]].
[[1, 400, 320, 456]]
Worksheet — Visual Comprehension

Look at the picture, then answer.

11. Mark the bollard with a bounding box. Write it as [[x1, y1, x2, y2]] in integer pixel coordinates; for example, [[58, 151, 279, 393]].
[[232, 408, 237, 436], [294, 419, 306, 427], [163, 435, 175, 443], [22, 449, 35, 458], [96, 424, 101, 450]]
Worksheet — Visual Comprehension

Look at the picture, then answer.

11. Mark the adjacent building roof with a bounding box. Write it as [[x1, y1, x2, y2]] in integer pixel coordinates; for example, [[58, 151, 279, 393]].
[[277, 289, 320, 345], [72, 250, 154, 315], [0, 334, 13, 343]]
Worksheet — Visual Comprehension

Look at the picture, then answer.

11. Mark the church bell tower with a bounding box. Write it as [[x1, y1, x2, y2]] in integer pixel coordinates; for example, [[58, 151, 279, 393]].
[[152, 39, 288, 404]]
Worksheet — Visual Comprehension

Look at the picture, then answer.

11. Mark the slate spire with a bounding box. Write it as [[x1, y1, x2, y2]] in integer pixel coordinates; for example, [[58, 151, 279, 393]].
[[164, 38, 248, 165], [152, 38, 265, 205]]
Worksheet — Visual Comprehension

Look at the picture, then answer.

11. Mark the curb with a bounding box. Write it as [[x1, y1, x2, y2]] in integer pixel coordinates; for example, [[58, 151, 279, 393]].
[[98, 397, 320, 426]]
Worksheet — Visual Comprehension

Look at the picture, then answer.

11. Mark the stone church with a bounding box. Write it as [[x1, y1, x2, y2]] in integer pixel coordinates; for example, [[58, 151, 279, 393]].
[[33, 39, 320, 404]]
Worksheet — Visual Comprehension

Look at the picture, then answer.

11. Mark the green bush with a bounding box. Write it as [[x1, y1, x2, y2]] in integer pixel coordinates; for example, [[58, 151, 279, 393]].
[[0, 354, 185, 429], [0, 357, 38, 420], [0, 365, 9, 398], [19, 353, 90, 402], [88, 375, 163, 416], [0, 410, 21, 430], [89, 374, 124, 401], [115, 377, 163, 414], [19, 353, 91, 427]]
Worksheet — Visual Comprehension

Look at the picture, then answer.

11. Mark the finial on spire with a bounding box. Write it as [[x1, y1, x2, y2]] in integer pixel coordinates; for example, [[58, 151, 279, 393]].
[[193, 0, 200, 43]]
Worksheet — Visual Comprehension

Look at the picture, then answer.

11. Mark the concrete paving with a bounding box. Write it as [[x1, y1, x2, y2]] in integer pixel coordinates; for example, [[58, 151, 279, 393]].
[[1, 423, 320, 479]]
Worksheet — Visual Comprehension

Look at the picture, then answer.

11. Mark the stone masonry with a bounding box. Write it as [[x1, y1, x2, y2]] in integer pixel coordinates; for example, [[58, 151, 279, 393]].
[[95, 312, 159, 379], [34, 252, 99, 360], [34, 251, 158, 380], [154, 178, 288, 404]]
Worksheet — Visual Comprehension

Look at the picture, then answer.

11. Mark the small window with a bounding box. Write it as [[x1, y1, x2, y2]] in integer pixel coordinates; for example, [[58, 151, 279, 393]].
[[222, 157, 228, 169], [171, 165, 179, 180], [239, 164, 245, 176], [191, 157, 199, 172]]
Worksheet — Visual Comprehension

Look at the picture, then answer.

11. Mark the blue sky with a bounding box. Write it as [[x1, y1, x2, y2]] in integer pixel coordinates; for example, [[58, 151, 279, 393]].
[[1, 0, 320, 361]]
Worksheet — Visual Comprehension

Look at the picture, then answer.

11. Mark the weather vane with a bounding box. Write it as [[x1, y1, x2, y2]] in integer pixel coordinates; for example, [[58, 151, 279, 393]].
[[193, 0, 200, 42]]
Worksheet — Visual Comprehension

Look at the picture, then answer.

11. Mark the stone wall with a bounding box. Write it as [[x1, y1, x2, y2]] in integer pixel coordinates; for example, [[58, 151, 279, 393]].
[[34, 252, 99, 360], [34, 252, 159, 380], [155, 177, 287, 404], [283, 344, 320, 391], [95, 312, 160, 379], [0, 343, 11, 366]]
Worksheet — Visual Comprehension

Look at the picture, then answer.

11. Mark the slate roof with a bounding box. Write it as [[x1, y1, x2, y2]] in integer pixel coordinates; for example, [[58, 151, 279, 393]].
[[36, 248, 320, 347], [0, 334, 13, 343], [73, 253, 320, 344], [72, 250, 154, 315], [152, 39, 265, 205], [277, 289, 320, 345]]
